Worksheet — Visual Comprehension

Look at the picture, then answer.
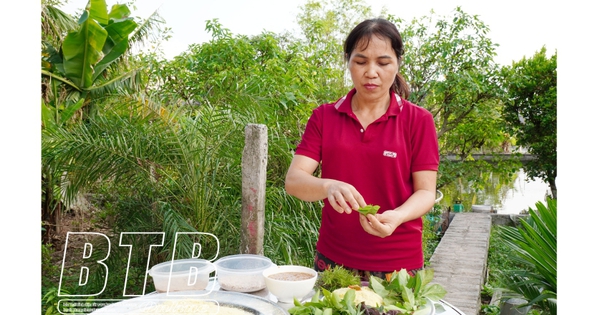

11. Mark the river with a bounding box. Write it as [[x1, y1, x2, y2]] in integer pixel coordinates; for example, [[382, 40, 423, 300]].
[[439, 168, 551, 215], [487, 169, 550, 214]]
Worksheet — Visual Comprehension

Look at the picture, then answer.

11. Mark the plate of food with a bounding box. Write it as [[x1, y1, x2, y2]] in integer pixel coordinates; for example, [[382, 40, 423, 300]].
[[89, 290, 287, 314]]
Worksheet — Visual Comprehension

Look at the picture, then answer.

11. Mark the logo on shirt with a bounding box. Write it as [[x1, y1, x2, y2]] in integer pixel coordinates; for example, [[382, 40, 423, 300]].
[[383, 150, 397, 158]]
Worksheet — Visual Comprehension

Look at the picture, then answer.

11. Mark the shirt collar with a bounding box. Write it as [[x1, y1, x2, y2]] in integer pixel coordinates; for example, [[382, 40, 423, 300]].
[[334, 88, 403, 117]]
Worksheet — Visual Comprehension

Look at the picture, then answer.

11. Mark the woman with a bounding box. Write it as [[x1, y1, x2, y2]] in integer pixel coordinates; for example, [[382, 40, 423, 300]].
[[285, 18, 439, 280]]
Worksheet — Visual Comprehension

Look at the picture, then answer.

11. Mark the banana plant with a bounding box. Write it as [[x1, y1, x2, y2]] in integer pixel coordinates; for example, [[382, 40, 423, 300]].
[[41, 0, 140, 126]]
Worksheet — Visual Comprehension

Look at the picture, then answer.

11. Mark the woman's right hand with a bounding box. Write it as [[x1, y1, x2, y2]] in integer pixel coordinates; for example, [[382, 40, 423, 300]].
[[285, 155, 365, 213], [325, 180, 366, 214]]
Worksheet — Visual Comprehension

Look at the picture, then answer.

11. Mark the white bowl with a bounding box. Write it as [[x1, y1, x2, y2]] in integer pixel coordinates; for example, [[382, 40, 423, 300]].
[[263, 265, 317, 303], [214, 254, 274, 292], [148, 259, 215, 292]]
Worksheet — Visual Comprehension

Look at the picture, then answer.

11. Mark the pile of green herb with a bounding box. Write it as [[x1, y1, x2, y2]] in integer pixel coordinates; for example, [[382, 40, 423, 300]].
[[289, 268, 447, 315], [315, 265, 361, 292], [369, 269, 446, 314], [289, 288, 363, 315]]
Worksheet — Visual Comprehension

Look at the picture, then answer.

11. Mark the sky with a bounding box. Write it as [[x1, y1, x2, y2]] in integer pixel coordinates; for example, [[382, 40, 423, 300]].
[[57, 0, 559, 66], [3, 1, 599, 313]]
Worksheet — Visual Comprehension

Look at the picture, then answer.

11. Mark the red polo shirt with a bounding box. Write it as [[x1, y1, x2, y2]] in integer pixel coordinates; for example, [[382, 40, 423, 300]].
[[295, 88, 439, 271]]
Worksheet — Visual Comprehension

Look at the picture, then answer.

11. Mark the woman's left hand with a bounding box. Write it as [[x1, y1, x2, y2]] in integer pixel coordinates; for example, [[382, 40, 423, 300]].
[[358, 210, 405, 238]]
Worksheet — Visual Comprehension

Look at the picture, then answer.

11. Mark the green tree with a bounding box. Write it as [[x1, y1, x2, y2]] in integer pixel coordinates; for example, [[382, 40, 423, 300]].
[[386, 8, 519, 192], [501, 47, 557, 198], [296, 0, 375, 92]]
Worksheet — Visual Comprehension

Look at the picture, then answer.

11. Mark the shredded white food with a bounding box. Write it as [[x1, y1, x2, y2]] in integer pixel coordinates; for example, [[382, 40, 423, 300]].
[[128, 299, 252, 315]]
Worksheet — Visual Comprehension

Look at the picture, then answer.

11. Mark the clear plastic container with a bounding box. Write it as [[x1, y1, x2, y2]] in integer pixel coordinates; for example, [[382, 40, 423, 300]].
[[148, 259, 215, 292], [215, 254, 274, 292]]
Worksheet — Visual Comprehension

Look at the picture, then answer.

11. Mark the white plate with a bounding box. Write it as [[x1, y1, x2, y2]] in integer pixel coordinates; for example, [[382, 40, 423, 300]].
[[89, 290, 287, 314]]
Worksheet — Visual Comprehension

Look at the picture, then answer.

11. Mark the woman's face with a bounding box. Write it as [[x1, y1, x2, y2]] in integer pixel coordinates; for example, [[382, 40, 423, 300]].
[[348, 35, 399, 101]]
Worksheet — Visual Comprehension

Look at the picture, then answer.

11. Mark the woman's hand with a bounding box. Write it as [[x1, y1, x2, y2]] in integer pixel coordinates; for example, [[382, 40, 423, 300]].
[[325, 180, 366, 214], [358, 210, 405, 237], [285, 155, 365, 213], [359, 170, 437, 237]]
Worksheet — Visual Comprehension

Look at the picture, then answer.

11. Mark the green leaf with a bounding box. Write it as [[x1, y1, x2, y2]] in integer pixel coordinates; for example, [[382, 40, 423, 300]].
[[401, 285, 416, 309], [419, 284, 447, 301], [87, 0, 108, 25], [41, 101, 55, 128], [104, 16, 137, 47], [92, 39, 129, 82], [413, 271, 423, 296], [370, 276, 389, 298], [60, 99, 85, 125], [62, 16, 107, 88], [357, 204, 380, 215], [342, 289, 357, 309]]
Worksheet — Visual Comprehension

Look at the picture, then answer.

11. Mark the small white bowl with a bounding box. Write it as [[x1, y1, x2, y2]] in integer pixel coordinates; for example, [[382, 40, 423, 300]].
[[263, 265, 317, 303], [148, 259, 215, 292]]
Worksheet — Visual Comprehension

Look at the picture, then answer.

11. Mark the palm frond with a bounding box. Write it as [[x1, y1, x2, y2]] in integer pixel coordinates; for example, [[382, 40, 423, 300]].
[[42, 106, 169, 206], [497, 198, 557, 314], [129, 9, 166, 50], [41, 3, 78, 45], [87, 68, 144, 98]]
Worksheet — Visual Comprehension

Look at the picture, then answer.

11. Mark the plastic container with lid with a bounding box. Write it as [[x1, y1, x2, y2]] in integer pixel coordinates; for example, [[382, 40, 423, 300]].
[[148, 258, 215, 292], [214, 254, 274, 292]]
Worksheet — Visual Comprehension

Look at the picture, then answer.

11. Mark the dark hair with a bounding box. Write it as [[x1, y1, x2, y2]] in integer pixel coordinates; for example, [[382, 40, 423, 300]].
[[344, 18, 410, 99]]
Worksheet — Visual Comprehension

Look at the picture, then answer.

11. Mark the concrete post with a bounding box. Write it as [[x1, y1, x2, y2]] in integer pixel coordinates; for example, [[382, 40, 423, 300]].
[[240, 124, 268, 255]]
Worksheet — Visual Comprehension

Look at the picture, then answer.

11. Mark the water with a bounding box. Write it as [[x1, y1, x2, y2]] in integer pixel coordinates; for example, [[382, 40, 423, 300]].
[[439, 168, 551, 215], [486, 169, 550, 214]]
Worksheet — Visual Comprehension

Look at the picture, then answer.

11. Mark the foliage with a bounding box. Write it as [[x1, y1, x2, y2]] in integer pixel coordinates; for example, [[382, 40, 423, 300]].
[[480, 226, 531, 314], [501, 47, 557, 198], [264, 189, 322, 266], [42, 0, 141, 115], [42, 100, 249, 297], [289, 288, 362, 315], [370, 269, 446, 314], [485, 226, 533, 289], [145, 22, 324, 177], [497, 198, 557, 315], [291, 269, 446, 315], [296, 0, 375, 90], [438, 158, 522, 210], [384, 8, 515, 192], [480, 303, 501, 315], [42, 243, 59, 289], [41, 0, 165, 243], [421, 212, 442, 266], [41, 0, 78, 47], [315, 265, 362, 292], [390, 8, 502, 150], [42, 287, 67, 315]]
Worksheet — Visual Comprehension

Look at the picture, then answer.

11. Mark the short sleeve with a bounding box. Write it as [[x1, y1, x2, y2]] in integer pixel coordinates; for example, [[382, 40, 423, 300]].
[[410, 107, 439, 173], [294, 106, 324, 163]]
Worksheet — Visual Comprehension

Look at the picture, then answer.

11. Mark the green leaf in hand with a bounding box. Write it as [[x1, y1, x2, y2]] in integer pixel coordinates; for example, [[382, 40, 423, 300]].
[[357, 205, 380, 215]]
